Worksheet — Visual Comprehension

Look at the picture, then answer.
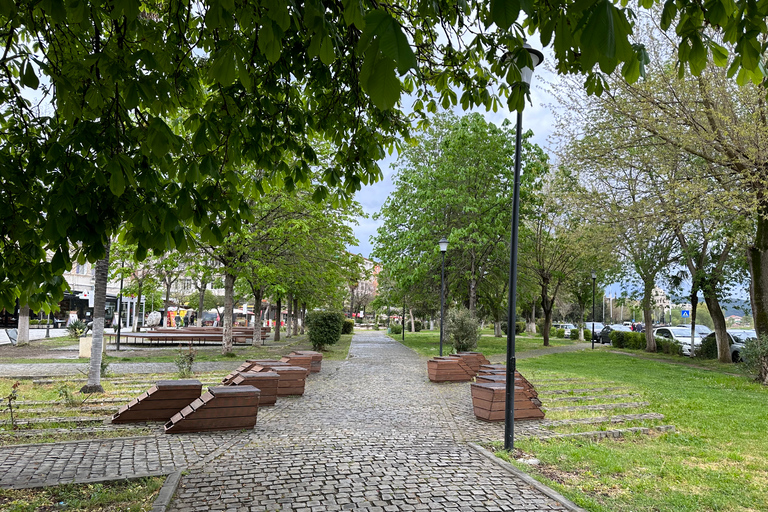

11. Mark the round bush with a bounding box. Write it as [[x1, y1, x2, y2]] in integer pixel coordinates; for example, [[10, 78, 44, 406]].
[[306, 311, 345, 350], [696, 334, 718, 359], [341, 318, 355, 335], [389, 323, 403, 335], [556, 328, 566, 338], [447, 308, 480, 352], [408, 320, 423, 332]]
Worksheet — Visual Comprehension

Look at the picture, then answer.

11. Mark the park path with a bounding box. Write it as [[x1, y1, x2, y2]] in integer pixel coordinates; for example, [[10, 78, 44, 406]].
[[168, 331, 573, 511], [0, 331, 579, 511]]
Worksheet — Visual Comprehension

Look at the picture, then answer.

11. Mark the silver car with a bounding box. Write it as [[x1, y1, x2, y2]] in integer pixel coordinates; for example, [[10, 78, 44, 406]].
[[701, 330, 757, 362], [653, 326, 704, 355]]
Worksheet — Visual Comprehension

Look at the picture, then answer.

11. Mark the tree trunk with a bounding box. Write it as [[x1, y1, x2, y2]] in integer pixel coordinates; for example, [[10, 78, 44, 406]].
[[469, 255, 477, 315], [81, 241, 109, 393], [221, 272, 235, 354], [409, 308, 415, 332], [252, 287, 263, 347], [300, 303, 306, 334], [274, 296, 282, 342], [494, 321, 501, 337], [690, 288, 699, 357], [197, 282, 207, 327], [525, 301, 536, 334], [134, 282, 143, 332], [642, 279, 657, 352], [293, 297, 299, 336], [748, 212, 768, 341], [286, 293, 293, 339], [703, 292, 730, 363], [578, 304, 585, 341], [163, 282, 171, 327], [540, 281, 552, 347], [17, 304, 30, 346]]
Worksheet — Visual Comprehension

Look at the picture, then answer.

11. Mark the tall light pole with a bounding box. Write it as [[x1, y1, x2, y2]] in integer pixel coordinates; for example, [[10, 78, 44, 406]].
[[504, 43, 544, 452], [439, 237, 449, 356], [591, 271, 597, 349]]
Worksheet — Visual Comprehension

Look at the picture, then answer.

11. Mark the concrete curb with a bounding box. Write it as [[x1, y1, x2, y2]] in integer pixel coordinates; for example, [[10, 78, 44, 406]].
[[7, 471, 171, 490], [468, 442, 588, 512], [151, 469, 184, 512]]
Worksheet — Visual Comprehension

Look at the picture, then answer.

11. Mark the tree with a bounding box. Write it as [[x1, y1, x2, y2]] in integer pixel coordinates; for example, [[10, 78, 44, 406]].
[[373, 113, 547, 318], [80, 241, 110, 394]]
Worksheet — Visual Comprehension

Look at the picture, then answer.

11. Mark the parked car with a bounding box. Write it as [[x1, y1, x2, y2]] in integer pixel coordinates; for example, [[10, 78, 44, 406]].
[[701, 330, 757, 362], [584, 322, 604, 342], [653, 326, 704, 355], [553, 323, 578, 338], [676, 324, 712, 336], [599, 323, 632, 344]]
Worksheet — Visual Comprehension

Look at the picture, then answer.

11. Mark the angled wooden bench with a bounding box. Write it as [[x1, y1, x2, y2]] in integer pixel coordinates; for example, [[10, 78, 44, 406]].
[[427, 357, 474, 382], [164, 385, 260, 433], [290, 351, 323, 373], [226, 371, 279, 406], [250, 364, 309, 396], [111, 380, 202, 423]]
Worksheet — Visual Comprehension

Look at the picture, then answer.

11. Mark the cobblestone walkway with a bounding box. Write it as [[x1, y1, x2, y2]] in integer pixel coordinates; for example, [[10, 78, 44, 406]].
[[0, 332, 576, 510], [169, 332, 571, 511]]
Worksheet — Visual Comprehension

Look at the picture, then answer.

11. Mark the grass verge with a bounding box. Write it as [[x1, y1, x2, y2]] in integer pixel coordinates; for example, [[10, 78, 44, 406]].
[[0, 476, 165, 511], [390, 330, 576, 358], [489, 351, 768, 512]]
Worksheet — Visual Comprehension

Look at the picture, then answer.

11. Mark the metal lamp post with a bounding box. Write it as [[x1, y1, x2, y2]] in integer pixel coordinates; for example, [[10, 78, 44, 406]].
[[591, 271, 597, 349], [439, 237, 449, 356], [504, 43, 544, 452]]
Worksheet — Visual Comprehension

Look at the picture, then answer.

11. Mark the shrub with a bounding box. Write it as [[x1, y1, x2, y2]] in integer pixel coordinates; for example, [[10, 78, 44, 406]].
[[29, 319, 38, 325], [696, 334, 719, 359], [447, 308, 480, 352], [408, 320, 423, 332], [500, 322, 525, 335], [306, 311, 345, 350], [67, 320, 86, 338], [549, 327, 556, 338], [657, 337, 683, 355], [175, 343, 197, 378], [742, 335, 768, 384], [341, 319, 355, 335], [500, 321, 507, 335], [389, 323, 403, 335], [355, 317, 363, 324], [583, 329, 591, 341], [556, 328, 566, 338]]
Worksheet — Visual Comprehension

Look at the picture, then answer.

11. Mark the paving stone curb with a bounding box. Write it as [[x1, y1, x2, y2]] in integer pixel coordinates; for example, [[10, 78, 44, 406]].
[[151, 469, 184, 512], [10, 470, 171, 490], [467, 442, 588, 512]]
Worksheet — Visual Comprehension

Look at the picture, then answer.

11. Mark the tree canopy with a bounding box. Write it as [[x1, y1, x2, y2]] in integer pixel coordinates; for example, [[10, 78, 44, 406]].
[[3, 0, 768, 312]]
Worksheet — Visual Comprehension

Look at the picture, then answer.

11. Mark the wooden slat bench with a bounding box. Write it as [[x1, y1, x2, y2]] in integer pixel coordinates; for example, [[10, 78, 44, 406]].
[[111, 380, 202, 423], [226, 371, 279, 406], [291, 351, 323, 373], [250, 364, 309, 396], [470, 379, 544, 422], [164, 385, 260, 433], [280, 354, 313, 371], [427, 357, 474, 382]]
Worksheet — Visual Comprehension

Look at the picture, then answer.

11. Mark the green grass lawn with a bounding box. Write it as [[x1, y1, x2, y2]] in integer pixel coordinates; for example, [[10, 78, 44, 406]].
[[493, 351, 768, 512], [391, 330, 576, 359]]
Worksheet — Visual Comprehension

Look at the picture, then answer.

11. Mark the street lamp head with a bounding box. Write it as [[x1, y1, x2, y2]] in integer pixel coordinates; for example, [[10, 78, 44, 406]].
[[439, 237, 449, 253], [520, 43, 544, 86], [591, 270, 597, 280]]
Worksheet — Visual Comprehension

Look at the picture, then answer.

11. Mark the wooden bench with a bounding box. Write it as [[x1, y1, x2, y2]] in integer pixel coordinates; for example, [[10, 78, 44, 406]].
[[427, 357, 474, 382], [291, 350, 323, 373], [111, 380, 202, 423], [470, 377, 544, 422], [164, 385, 260, 433], [250, 364, 309, 396], [226, 371, 279, 406]]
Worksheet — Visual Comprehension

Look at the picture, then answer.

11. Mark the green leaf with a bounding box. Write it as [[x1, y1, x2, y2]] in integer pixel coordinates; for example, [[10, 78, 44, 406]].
[[0, 0, 16, 18], [109, 166, 126, 197], [688, 36, 707, 74], [621, 55, 641, 83], [21, 61, 39, 89], [363, 10, 416, 75], [490, 0, 521, 30], [710, 42, 729, 67], [209, 47, 237, 85], [258, 22, 282, 63], [265, 0, 291, 30], [319, 36, 336, 65], [581, 0, 619, 59], [660, 0, 676, 30], [342, 0, 365, 27], [741, 37, 760, 71], [360, 48, 401, 110]]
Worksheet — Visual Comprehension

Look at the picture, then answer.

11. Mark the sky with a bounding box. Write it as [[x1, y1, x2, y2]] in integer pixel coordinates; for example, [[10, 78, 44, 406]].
[[346, 43, 560, 261]]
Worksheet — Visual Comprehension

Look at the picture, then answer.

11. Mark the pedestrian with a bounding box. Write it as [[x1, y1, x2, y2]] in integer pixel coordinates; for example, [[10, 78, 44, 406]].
[[183, 314, 190, 328]]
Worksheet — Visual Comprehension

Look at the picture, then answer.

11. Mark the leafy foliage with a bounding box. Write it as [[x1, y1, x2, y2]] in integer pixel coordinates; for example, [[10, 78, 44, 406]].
[[342, 319, 355, 335], [389, 323, 403, 335], [743, 336, 768, 384], [447, 308, 480, 352], [67, 320, 86, 339], [175, 344, 197, 378], [306, 311, 345, 351]]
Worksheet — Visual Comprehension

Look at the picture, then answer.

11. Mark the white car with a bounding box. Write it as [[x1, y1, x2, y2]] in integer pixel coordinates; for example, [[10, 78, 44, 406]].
[[653, 326, 704, 355], [701, 330, 757, 362], [553, 323, 577, 338]]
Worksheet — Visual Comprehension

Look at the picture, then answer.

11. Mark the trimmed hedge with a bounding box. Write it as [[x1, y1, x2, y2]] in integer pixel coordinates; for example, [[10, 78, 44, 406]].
[[583, 329, 591, 341], [389, 324, 403, 335], [610, 331, 646, 349], [306, 311, 345, 350], [657, 337, 683, 355], [696, 334, 718, 359], [341, 318, 355, 335], [500, 322, 526, 335], [556, 328, 566, 338]]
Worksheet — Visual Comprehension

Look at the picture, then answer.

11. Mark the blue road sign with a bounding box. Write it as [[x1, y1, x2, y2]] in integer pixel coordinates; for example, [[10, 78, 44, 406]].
[[681, 310, 690, 318]]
